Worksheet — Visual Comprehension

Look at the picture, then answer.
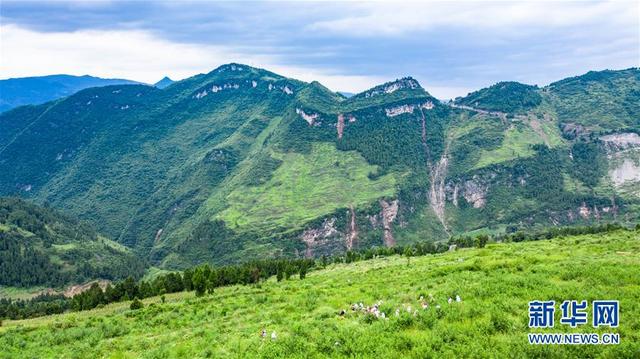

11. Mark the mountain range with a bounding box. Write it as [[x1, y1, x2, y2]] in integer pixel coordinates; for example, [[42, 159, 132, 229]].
[[0, 75, 144, 113], [0, 64, 638, 275]]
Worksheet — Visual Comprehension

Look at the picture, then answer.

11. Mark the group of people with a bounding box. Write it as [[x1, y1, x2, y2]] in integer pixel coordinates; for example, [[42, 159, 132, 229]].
[[260, 294, 464, 340], [260, 329, 277, 340], [340, 294, 463, 320], [345, 300, 387, 319]]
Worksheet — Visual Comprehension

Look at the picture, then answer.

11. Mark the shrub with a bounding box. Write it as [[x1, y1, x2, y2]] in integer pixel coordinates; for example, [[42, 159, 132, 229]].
[[475, 235, 489, 248], [130, 298, 144, 310]]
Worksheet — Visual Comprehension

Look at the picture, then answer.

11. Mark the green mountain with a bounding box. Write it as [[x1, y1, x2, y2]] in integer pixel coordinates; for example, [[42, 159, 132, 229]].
[[0, 74, 141, 113], [0, 64, 638, 269], [0, 197, 144, 287], [454, 81, 542, 114]]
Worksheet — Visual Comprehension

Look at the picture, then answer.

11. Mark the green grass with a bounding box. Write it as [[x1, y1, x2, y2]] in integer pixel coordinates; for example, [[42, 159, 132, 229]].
[[2, 230, 638, 358], [218, 143, 398, 232], [474, 122, 549, 169], [142, 266, 174, 282], [0, 286, 48, 300]]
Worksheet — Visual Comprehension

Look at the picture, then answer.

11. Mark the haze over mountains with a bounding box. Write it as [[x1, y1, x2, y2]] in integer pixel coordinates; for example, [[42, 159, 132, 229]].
[[0, 75, 143, 113], [0, 64, 638, 278]]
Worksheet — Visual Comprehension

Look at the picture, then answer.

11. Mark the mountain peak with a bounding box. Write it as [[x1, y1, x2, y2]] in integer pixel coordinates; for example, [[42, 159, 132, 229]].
[[346, 76, 430, 105], [154, 76, 174, 89], [368, 77, 422, 94]]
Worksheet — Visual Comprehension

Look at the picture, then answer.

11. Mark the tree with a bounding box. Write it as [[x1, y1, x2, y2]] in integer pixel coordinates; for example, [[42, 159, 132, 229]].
[[192, 267, 207, 297], [130, 297, 143, 310], [475, 234, 489, 248]]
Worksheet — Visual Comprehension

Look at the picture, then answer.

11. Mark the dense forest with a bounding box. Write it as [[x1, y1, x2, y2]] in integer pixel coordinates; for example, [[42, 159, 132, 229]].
[[0, 197, 145, 287]]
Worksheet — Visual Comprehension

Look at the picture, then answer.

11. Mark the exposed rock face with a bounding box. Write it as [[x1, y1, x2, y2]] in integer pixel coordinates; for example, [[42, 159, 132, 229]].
[[380, 199, 398, 247], [600, 132, 640, 151], [461, 179, 488, 208], [363, 77, 421, 98], [296, 108, 319, 125], [194, 90, 208, 99], [429, 142, 450, 233], [336, 114, 356, 138], [301, 218, 339, 257], [560, 122, 589, 139], [447, 174, 495, 209], [386, 104, 415, 117], [578, 203, 590, 219], [609, 158, 640, 186], [385, 101, 434, 117], [346, 205, 358, 250], [64, 280, 111, 298], [452, 185, 459, 207], [337, 114, 345, 139], [600, 133, 640, 194], [548, 200, 618, 224]]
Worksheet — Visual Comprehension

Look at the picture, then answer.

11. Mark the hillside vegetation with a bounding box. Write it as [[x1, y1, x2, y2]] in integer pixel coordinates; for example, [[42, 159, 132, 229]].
[[455, 81, 542, 113], [0, 197, 144, 287], [0, 229, 638, 358], [0, 65, 638, 268]]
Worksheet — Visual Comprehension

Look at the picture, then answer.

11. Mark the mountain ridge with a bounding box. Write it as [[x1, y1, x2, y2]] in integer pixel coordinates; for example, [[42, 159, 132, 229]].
[[0, 64, 638, 269], [0, 74, 142, 113]]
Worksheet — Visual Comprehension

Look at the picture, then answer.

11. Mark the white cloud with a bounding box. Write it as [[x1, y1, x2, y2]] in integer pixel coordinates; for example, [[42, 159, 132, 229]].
[[0, 24, 263, 83], [0, 24, 388, 93], [307, 1, 638, 37]]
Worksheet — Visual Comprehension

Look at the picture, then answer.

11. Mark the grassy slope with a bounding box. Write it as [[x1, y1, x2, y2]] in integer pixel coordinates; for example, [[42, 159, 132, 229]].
[[2, 230, 638, 358], [218, 143, 397, 232]]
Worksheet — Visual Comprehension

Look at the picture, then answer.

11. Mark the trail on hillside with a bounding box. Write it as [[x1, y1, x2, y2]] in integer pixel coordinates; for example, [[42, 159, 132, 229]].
[[419, 107, 450, 235]]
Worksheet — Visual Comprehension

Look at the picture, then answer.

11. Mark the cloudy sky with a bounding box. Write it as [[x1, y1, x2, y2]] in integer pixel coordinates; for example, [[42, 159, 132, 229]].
[[1, 0, 638, 98]]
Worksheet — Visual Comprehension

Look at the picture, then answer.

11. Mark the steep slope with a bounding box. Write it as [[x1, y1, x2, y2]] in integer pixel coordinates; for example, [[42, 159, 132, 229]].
[[0, 65, 638, 269], [0, 197, 144, 287], [0, 74, 141, 113]]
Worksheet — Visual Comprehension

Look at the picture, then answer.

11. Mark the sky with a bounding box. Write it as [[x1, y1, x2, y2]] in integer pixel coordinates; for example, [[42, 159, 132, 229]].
[[0, 0, 638, 99]]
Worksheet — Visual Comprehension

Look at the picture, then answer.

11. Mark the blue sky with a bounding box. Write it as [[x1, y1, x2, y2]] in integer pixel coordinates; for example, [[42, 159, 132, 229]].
[[1, 0, 638, 98]]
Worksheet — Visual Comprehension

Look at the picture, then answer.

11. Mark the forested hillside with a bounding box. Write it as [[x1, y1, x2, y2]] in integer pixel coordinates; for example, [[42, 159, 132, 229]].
[[0, 64, 638, 269], [0, 197, 144, 287]]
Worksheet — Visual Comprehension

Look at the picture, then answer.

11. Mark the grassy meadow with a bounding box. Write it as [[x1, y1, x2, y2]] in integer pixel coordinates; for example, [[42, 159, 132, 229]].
[[1, 230, 639, 358]]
